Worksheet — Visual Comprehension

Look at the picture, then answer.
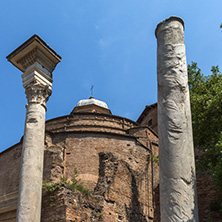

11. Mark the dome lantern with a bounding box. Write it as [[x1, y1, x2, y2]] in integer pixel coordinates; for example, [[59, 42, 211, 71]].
[[71, 96, 111, 114]]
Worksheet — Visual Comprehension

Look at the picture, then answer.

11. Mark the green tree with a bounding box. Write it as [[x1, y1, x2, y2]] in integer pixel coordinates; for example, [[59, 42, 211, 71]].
[[188, 62, 222, 192]]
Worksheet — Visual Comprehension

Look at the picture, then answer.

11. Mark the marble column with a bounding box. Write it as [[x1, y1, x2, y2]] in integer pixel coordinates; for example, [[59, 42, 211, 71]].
[[155, 17, 199, 221], [7, 35, 61, 222], [17, 83, 50, 222]]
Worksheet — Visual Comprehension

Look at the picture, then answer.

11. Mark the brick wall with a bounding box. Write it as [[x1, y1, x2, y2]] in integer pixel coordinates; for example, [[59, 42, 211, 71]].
[[0, 112, 159, 221]]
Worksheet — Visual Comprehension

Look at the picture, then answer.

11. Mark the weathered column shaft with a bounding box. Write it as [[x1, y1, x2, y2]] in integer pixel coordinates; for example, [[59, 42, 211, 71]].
[[155, 17, 199, 221], [16, 81, 51, 222], [17, 103, 45, 221]]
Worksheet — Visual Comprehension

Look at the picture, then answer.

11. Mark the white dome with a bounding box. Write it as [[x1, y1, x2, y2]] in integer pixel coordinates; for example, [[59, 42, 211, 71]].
[[77, 97, 109, 109]]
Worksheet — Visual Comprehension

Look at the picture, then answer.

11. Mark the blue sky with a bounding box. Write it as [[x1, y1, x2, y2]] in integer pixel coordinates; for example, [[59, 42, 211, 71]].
[[0, 0, 221, 151]]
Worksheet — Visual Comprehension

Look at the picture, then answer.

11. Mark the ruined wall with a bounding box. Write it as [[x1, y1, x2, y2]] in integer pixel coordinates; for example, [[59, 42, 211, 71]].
[[42, 130, 158, 221], [4, 107, 221, 222], [0, 113, 159, 222]]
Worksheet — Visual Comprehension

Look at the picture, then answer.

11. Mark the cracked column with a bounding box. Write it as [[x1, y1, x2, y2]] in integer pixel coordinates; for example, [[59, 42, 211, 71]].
[[7, 35, 61, 222], [155, 17, 199, 221]]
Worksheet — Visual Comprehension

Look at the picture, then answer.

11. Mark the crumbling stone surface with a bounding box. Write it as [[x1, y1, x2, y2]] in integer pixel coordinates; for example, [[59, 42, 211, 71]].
[[44, 145, 65, 183], [42, 183, 104, 222], [41, 151, 155, 222], [95, 152, 149, 222]]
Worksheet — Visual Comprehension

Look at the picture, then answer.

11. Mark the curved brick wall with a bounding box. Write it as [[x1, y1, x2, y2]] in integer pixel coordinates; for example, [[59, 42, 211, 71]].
[[0, 111, 159, 222]]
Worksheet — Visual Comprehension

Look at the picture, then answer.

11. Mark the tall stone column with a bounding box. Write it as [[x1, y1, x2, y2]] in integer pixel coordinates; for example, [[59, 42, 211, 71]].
[[7, 35, 61, 222], [155, 17, 199, 221]]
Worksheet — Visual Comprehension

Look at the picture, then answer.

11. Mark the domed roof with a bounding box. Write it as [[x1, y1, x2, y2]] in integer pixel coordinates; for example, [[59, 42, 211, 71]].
[[77, 96, 109, 109], [71, 96, 111, 114]]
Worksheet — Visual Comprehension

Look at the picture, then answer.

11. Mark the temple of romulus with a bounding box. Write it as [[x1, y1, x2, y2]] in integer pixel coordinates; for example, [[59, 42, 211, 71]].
[[0, 17, 220, 222]]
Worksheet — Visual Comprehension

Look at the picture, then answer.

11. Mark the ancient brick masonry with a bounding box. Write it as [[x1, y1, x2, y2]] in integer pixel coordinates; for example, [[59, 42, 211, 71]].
[[41, 110, 159, 222], [0, 100, 159, 221]]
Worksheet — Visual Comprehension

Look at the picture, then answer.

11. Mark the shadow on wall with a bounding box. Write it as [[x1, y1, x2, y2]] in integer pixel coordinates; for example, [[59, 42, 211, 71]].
[[94, 152, 151, 222], [125, 172, 147, 222]]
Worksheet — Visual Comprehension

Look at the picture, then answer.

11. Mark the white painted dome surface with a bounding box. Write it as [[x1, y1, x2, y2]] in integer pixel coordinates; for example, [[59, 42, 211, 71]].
[[77, 97, 109, 109]]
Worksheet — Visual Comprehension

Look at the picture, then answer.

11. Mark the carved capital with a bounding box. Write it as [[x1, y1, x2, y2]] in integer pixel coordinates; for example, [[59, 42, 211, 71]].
[[25, 81, 52, 109]]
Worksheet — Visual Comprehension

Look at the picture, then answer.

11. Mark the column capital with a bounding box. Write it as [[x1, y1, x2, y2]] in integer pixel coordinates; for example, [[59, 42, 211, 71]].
[[25, 80, 52, 109], [7, 34, 61, 109]]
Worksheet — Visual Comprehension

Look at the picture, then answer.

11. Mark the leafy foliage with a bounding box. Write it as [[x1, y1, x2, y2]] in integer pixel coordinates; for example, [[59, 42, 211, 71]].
[[188, 62, 222, 192], [68, 168, 91, 195], [42, 182, 61, 193], [42, 168, 91, 206], [210, 199, 222, 213], [60, 168, 91, 195], [150, 153, 159, 165], [42, 182, 61, 206]]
